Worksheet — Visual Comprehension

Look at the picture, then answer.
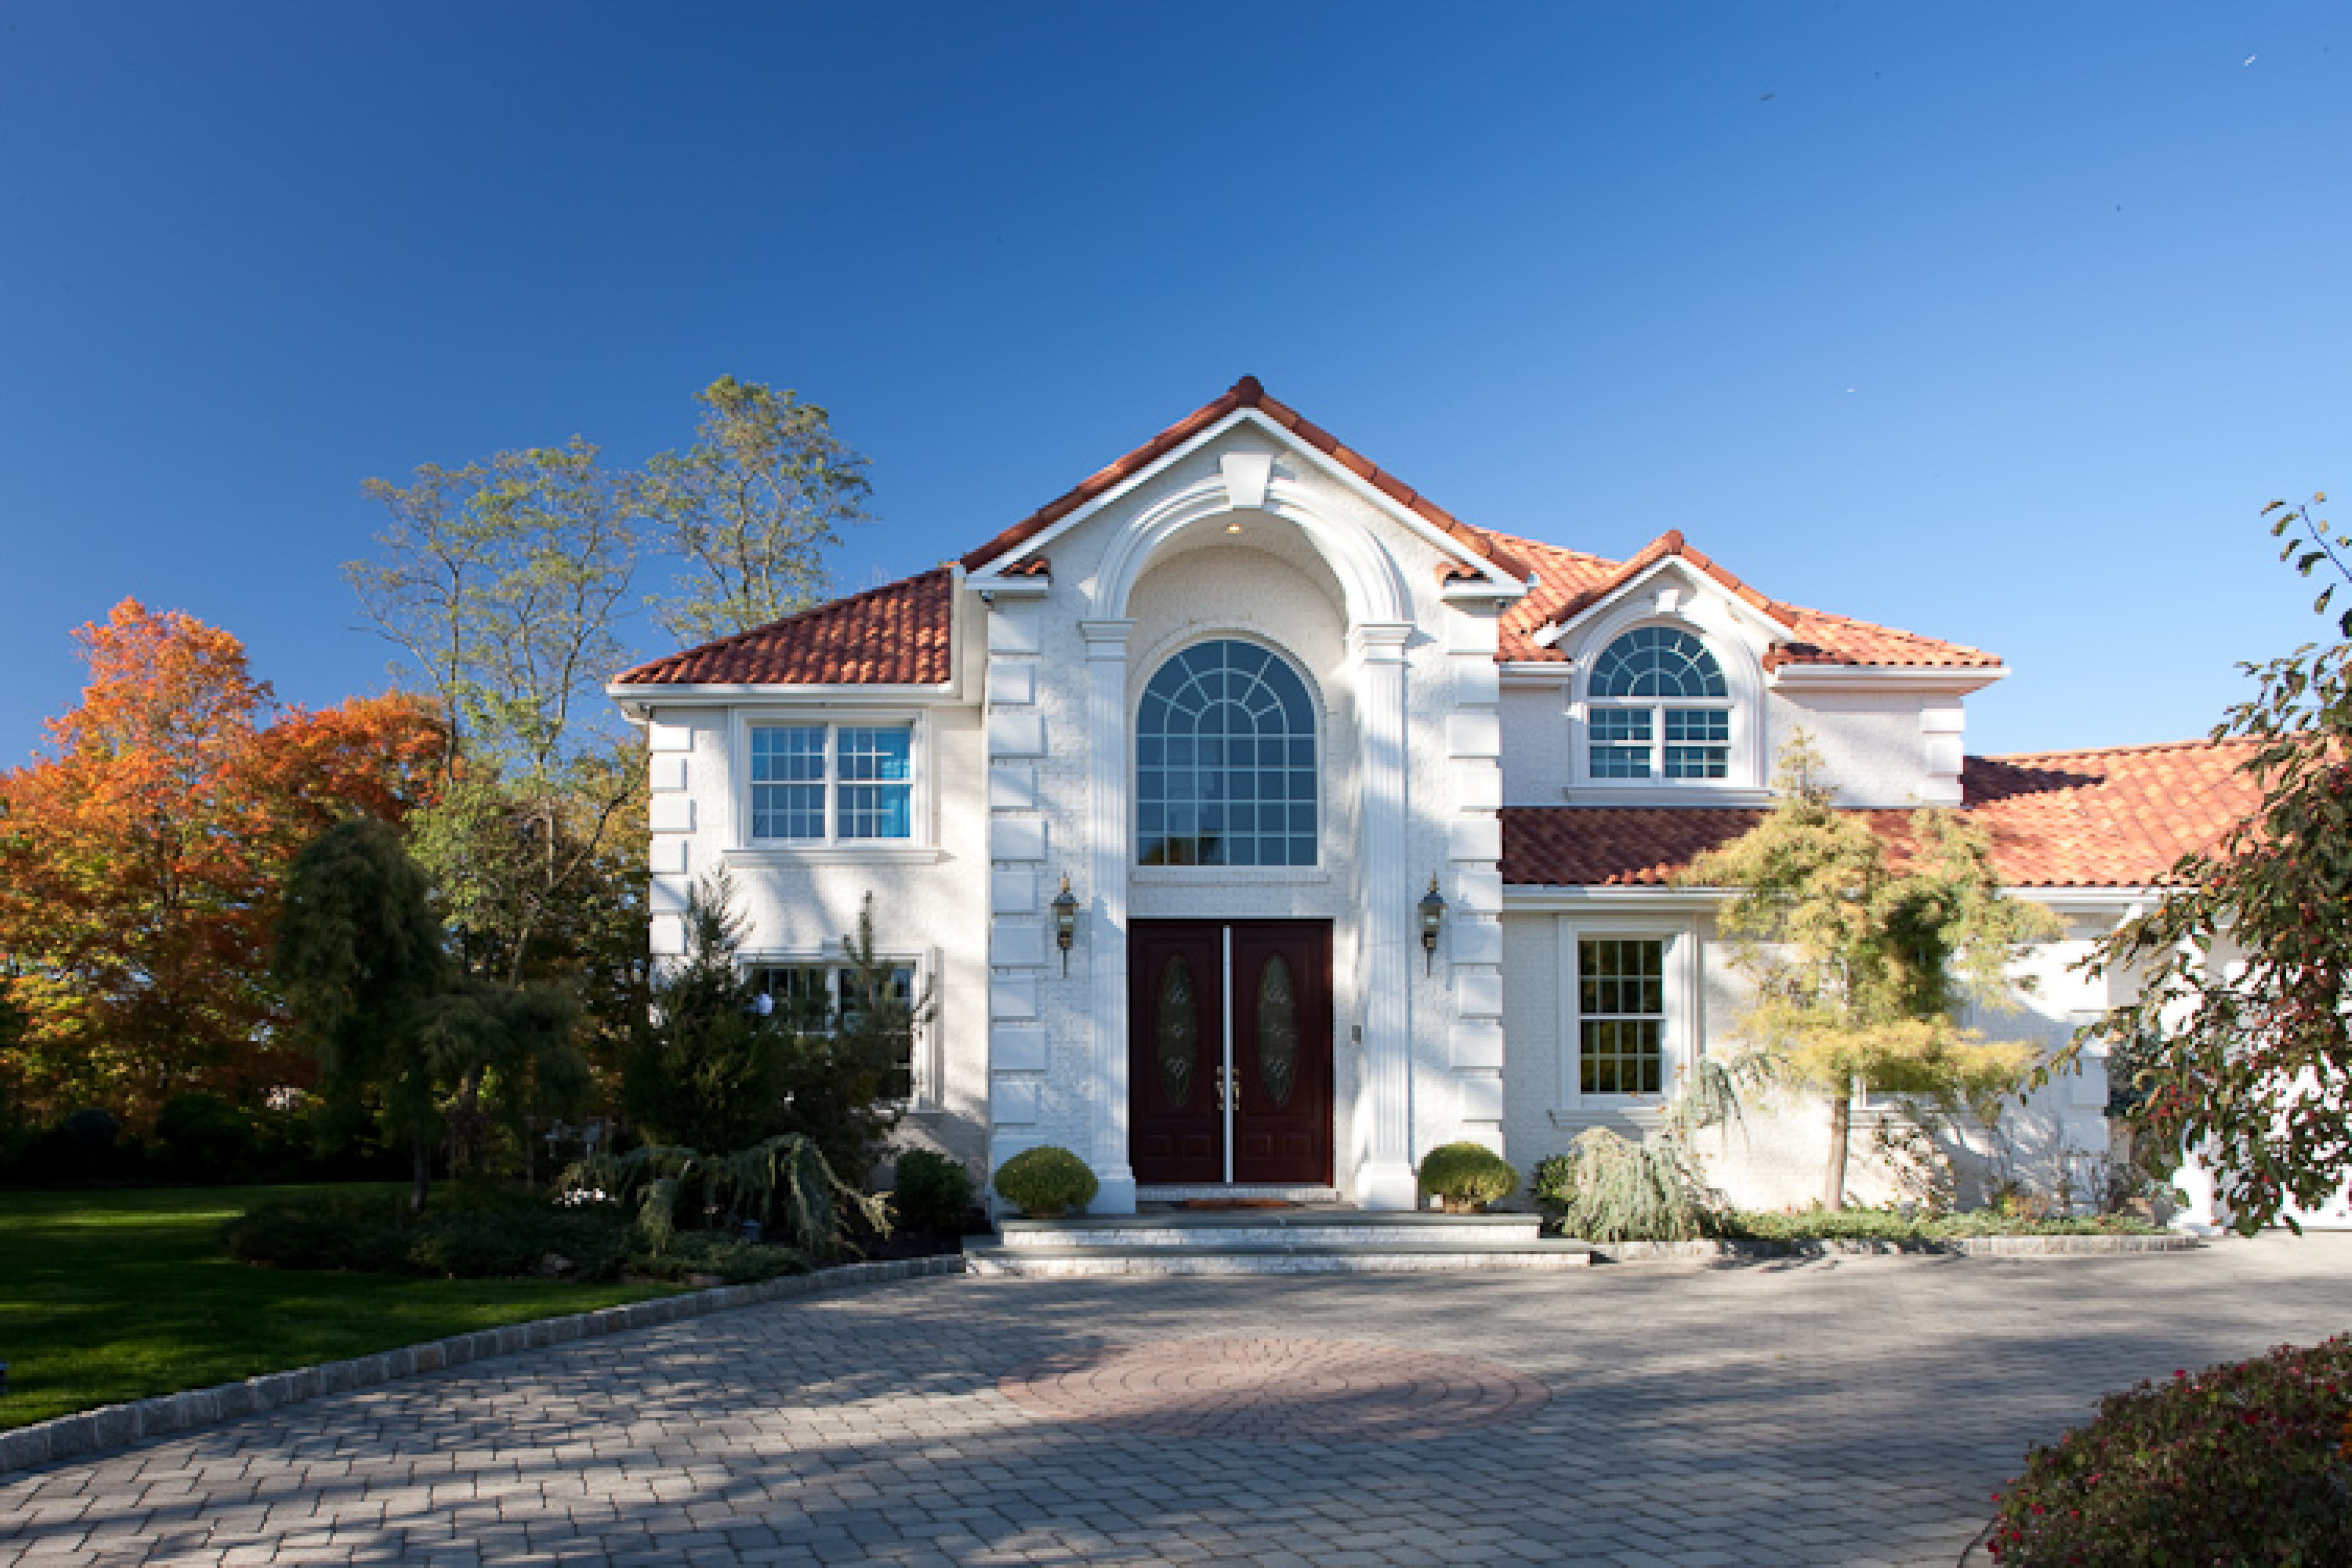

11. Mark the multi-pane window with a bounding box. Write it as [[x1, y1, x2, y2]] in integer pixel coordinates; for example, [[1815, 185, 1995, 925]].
[[1577, 937, 1665, 1095], [750, 723, 912, 842], [751, 962, 919, 1101], [1136, 640, 1317, 867], [1586, 626, 1731, 781]]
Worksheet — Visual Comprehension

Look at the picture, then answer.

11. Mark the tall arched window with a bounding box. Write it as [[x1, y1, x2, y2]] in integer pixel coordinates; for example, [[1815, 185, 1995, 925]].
[[1136, 640, 1317, 866], [1587, 626, 1730, 779]]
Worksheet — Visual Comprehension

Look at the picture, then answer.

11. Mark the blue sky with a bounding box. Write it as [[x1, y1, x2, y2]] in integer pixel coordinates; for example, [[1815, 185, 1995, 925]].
[[2, 3, 2345, 764]]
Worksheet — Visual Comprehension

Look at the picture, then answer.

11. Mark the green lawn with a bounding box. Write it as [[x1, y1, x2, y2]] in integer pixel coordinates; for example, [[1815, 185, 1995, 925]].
[[0, 1186, 678, 1431]]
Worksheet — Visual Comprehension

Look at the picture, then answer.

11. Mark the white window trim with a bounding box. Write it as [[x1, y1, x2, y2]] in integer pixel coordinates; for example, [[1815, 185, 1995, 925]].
[[1564, 604, 1769, 802], [1553, 915, 1700, 1113], [729, 707, 937, 856], [742, 944, 941, 1111]]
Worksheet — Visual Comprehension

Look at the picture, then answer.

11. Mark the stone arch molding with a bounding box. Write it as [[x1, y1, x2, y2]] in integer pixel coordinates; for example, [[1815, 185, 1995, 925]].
[[1089, 474, 1414, 628]]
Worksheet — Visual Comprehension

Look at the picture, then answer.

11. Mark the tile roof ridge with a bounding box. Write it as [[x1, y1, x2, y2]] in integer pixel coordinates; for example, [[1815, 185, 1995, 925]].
[[1535, 529, 1802, 633], [1976, 735, 2256, 764], [615, 565, 948, 683], [1483, 531, 1623, 572], [960, 377, 1535, 583]]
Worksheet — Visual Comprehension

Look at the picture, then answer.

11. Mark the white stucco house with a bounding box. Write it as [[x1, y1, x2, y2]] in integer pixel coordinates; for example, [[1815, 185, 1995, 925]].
[[607, 377, 2263, 1216]]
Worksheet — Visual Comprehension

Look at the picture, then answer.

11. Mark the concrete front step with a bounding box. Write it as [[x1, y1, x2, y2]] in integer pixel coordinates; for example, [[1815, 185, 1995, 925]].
[[996, 1211, 1547, 1249], [971, 1210, 1583, 1275], [966, 1239, 1596, 1276]]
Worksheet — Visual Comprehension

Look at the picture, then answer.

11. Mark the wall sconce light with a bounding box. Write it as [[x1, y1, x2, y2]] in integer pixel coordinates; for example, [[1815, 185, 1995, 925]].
[[1418, 875, 1447, 975], [1051, 875, 1079, 974]]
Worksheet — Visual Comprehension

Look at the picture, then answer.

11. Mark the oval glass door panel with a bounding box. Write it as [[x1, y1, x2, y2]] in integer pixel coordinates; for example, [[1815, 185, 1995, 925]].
[[1256, 955, 1298, 1108], [1158, 955, 1198, 1109]]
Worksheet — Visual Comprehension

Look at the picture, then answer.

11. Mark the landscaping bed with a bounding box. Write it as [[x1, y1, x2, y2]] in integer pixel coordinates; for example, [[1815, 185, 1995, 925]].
[[1549, 1205, 2186, 1258]]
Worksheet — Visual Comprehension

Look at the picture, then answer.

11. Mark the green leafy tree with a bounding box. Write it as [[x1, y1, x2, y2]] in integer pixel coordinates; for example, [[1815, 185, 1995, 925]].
[[643, 376, 873, 645], [275, 818, 584, 1212], [2057, 494, 2352, 1233], [1685, 735, 2060, 1209], [350, 441, 645, 986]]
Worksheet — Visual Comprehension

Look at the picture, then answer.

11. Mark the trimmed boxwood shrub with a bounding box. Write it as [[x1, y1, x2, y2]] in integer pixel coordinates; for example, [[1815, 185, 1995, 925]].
[[1983, 1334, 2352, 1565], [890, 1149, 976, 1234], [1417, 1142, 1517, 1211], [994, 1145, 1097, 1217]]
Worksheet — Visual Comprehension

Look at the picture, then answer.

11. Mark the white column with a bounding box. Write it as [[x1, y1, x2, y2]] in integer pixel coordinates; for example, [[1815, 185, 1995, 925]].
[[1082, 619, 1138, 1213], [1354, 621, 1419, 1209]]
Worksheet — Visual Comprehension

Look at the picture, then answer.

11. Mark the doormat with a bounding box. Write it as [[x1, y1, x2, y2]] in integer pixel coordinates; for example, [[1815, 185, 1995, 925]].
[[1180, 1199, 1298, 1210]]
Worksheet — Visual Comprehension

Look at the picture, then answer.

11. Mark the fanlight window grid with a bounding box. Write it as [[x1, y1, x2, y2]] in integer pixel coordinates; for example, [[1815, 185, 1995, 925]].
[[1136, 641, 1318, 866], [1578, 937, 1665, 1095], [1587, 626, 1731, 781]]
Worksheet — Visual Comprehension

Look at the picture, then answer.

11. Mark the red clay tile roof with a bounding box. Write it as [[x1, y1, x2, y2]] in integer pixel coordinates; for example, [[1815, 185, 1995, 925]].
[[614, 383, 1992, 687], [960, 376, 1534, 582], [614, 568, 954, 687], [1956, 739, 2262, 887], [1493, 531, 2000, 670], [1499, 740, 2260, 890]]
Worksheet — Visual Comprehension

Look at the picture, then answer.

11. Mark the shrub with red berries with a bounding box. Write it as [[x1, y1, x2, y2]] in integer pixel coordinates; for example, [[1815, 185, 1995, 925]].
[[1983, 1335, 2352, 1564]]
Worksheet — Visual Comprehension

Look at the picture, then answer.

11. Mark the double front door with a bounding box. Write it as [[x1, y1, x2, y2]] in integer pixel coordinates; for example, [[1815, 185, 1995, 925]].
[[1129, 920, 1332, 1186]]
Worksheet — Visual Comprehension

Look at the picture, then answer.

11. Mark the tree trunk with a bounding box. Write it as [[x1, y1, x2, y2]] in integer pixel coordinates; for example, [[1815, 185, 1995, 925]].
[[1825, 1090, 1852, 1211], [409, 1134, 431, 1216]]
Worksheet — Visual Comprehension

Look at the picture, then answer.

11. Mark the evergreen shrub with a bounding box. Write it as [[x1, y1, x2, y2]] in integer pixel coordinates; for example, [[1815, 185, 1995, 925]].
[[890, 1149, 975, 1234], [1533, 1129, 1717, 1241], [1983, 1335, 2352, 1565], [1416, 1142, 1517, 1211], [223, 1188, 641, 1280], [993, 1146, 1097, 1216], [621, 1231, 806, 1284]]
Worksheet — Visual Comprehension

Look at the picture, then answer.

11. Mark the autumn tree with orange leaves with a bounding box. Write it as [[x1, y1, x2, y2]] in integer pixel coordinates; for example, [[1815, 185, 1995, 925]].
[[0, 600, 443, 1127]]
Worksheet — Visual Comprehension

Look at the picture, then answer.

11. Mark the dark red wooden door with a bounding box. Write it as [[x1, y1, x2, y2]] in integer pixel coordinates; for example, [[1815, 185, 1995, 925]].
[[1129, 923, 1224, 1184], [1129, 921, 1331, 1187], [1230, 923, 1332, 1185]]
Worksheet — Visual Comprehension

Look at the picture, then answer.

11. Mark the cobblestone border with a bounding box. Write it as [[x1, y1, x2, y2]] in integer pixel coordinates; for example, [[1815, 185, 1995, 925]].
[[0, 1254, 964, 1478], [1595, 1233, 2203, 1261]]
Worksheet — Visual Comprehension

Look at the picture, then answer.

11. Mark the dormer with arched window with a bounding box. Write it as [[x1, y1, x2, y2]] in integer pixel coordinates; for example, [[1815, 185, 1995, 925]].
[[1561, 599, 1770, 801], [1586, 626, 1731, 781]]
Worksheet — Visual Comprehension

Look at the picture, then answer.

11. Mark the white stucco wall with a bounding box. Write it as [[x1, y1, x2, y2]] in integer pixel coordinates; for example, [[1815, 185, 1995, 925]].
[[641, 689, 993, 1179], [1497, 900, 2132, 1216], [1766, 690, 1946, 809], [972, 423, 1509, 1204]]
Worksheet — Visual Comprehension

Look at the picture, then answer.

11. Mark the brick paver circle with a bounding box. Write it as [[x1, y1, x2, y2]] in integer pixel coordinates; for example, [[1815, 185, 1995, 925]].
[[996, 1335, 1550, 1440]]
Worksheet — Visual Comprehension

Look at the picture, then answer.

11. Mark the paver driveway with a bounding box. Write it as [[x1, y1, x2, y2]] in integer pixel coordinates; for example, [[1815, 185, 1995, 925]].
[[4, 1236, 2347, 1567]]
